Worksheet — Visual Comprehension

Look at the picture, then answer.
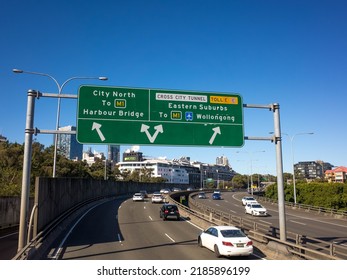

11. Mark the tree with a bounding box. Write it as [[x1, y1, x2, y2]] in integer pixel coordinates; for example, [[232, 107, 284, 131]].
[[0, 142, 24, 195], [231, 174, 249, 189]]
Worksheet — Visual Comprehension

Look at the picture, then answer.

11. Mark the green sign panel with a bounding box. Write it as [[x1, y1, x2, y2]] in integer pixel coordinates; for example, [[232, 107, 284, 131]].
[[77, 85, 244, 147]]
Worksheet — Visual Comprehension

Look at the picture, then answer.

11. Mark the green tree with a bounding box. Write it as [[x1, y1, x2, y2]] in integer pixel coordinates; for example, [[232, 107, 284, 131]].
[[0, 142, 24, 195], [231, 174, 249, 189]]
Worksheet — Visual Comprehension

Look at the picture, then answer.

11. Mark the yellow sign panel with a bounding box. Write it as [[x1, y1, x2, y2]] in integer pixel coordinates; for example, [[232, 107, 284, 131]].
[[171, 111, 182, 120], [115, 99, 126, 108], [210, 96, 239, 105]]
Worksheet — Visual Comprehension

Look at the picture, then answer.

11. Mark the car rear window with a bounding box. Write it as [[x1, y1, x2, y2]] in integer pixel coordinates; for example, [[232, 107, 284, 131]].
[[220, 230, 246, 238]]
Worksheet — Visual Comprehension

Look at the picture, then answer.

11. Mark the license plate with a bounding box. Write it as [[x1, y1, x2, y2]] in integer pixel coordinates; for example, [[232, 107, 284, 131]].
[[236, 243, 244, 247]]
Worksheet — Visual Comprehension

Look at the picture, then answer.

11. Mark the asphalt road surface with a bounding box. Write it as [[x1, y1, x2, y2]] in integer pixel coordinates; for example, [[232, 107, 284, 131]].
[[46, 196, 262, 260], [193, 191, 347, 246]]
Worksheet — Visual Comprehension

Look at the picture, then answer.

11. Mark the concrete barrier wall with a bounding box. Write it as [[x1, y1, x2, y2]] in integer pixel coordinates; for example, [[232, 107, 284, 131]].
[[0, 197, 34, 229], [34, 177, 184, 233]]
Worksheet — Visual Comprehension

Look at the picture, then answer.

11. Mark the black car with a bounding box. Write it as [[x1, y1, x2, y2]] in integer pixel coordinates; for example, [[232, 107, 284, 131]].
[[159, 204, 180, 221], [212, 193, 222, 200]]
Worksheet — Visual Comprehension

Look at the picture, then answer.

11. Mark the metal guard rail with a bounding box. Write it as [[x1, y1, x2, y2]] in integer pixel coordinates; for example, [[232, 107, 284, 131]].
[[169, 191, 346, 260], [256, 196, 347, 218]]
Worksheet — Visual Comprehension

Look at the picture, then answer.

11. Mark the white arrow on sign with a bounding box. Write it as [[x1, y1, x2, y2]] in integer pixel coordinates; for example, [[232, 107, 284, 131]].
[[209, 127, 221, 145], [92, 122, 106, 142], [141, 124, 163, 143]]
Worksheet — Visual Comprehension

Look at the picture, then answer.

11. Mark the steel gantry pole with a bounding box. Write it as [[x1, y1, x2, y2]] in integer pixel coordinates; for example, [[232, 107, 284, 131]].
[[244, 103, 287, 241], [13, 69, 108, 177], [272, 103, 287, 241], [17, 89, 37, 252]]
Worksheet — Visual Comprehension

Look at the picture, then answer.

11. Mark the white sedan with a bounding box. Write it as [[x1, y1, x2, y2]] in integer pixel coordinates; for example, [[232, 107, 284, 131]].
[[198, 226, 253, 257], [241, 196, 257, 205], [132, 193, 145, 202], [151, 192, 164, 203], [245, 203, 267, 216]]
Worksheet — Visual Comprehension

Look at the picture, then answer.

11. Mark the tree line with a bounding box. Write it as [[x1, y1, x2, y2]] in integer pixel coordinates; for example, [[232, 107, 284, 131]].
[[265, 182, 347, 210], [0, 141, 165, 196], [2, 141, 346, 210]]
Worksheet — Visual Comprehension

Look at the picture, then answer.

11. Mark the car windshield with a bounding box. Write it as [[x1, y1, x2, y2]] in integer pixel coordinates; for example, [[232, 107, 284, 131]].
[[252, 204, 263, 208], [220, 229, 246, 238]]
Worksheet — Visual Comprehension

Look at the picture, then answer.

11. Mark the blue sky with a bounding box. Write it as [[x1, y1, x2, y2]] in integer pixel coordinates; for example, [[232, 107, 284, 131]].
[[1, 0, 346, 175]]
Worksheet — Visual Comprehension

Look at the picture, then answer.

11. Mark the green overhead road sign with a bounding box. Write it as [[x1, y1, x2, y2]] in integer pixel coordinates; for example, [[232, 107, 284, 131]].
[[77, 85, 244, 147]]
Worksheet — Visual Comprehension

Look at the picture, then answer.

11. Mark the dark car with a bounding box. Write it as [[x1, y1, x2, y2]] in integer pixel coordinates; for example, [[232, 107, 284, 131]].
[[212, 193, 222, 200], [159, 204, 180, 221]]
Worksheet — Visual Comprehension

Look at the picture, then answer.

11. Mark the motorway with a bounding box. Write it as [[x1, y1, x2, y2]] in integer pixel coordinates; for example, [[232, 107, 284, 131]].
[[193, 192, 347, 246], [44, 195, 263, 260], [1, 191, 346, 260]]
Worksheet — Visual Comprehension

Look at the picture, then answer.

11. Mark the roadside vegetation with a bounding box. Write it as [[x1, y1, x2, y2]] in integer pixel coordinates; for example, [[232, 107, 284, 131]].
[[265, 182, 347, 210], [1, 141, 346, 210], [0, 141, 165, 196]]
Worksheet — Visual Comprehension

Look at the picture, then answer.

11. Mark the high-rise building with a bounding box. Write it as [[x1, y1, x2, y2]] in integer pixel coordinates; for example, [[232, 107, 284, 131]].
[[294, 160, 333, 180], [108, 145, 120, 164], [216, 155, 229, 166], [57, 125, 83, 160]]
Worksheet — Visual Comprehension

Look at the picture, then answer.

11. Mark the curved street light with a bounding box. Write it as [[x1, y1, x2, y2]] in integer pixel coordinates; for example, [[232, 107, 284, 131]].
[[13, 69, 108, 177], [236, 150, 265, 195], [282, 132, 314, 204]]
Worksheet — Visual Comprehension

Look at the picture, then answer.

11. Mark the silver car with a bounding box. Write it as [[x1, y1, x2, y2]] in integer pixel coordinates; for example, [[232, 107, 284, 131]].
[[132, 193, 145, 202]]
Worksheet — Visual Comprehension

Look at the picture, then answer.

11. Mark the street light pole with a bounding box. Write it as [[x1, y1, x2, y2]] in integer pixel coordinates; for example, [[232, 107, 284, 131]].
[[13, 69, 108, 177], [283, 132, 314, 204], [236, 150, 265, 195]]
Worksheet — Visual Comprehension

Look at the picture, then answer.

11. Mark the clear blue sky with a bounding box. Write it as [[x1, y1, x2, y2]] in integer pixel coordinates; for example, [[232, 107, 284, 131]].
[[1, 0, 346, 175]]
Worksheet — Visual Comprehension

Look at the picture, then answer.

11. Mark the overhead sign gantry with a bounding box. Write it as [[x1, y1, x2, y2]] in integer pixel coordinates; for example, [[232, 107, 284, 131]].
[[77, 85, 244, 147]]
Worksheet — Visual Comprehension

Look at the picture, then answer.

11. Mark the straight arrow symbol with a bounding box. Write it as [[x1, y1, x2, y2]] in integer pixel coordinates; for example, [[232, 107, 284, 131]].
[[92, 122, 105, 142], [209, 127, 221, 145]]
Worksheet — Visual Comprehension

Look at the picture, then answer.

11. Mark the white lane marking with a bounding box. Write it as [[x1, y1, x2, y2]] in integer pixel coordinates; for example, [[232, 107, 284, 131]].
[[215, 204, 220, 207], [229, 209, 237, 214], [165, 233, 175, 243], [117, 233, 122, 243], [290, 220, 307, 226], [149, 216, 153, 221], [182, 217, 204, 231], [51, 200, 107, 260], [144, 206, 146, 209]]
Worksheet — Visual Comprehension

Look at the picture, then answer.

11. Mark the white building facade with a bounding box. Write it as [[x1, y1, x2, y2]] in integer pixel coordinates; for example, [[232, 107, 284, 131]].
[[117, 159, 189, 184]]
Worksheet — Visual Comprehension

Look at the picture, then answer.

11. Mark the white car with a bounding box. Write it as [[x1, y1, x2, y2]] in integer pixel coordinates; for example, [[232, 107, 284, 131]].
[[245, 203, 267, 216], [151, 192, 164, 203], [160, 188, 171, 194], [198, 226, 253, 257], [241, 196, 257, 205], [132, 193, 144, 202]]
